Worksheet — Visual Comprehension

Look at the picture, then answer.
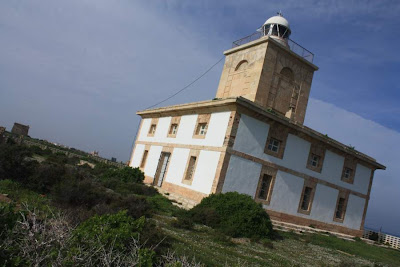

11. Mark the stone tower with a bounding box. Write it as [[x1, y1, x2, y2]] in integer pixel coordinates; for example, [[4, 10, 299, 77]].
[[215, 14, 318, 124]]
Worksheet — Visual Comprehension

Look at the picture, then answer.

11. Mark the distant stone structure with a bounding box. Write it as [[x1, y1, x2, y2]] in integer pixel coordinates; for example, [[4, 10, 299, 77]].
[[111, 157, 117, 163], [90, 151, 99, 156], [11, 123, 29, 136], [0, 126, 6, 144]]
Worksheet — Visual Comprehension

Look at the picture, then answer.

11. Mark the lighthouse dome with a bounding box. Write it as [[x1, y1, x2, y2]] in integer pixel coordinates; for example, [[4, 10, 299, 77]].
[[261, 13, 291, 47], [264, 15, 290, 30]]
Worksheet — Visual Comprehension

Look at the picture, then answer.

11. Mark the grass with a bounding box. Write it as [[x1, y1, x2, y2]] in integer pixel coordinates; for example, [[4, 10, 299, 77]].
[[154, 214, 400, 266], [281, 231, 400, 266]]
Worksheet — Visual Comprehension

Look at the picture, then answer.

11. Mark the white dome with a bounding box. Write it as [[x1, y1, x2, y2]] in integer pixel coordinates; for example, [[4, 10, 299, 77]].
[[264, 15, 290, 30]]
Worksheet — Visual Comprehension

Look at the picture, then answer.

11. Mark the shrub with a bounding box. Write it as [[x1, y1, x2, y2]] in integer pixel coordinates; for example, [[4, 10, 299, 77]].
[[0, 143, 37, 181], [92, 162, 117, 176], [101, 178, 158, 196], [72, 210, 145, 251], [28, 162, 67, 193], [189, 192, 273, 239], [111, 194, 151, 219], [53, 178, 105, 209], [0, 203, 19, 239], [102, 166, 144, 184]]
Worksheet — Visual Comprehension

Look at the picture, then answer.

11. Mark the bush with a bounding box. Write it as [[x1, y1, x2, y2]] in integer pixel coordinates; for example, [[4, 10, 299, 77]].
[[0, 143, 37, 181], [53, 178, 105, 209], [101, 178, 158, 196], [28, 162, 67, 193], [102, 166, 144, 184], [0, 203, 19, 239], [189, 192, 273, 239], [92, 162, 117, 176], [72, 210, 145, 251]]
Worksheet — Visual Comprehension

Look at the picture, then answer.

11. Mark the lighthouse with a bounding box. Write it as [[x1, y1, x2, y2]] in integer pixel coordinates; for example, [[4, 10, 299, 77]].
[[129, 14, 385, 237]]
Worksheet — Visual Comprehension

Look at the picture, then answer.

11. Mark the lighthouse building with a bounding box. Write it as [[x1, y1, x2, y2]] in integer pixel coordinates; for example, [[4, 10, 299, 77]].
[[129, 14, 385, 236]]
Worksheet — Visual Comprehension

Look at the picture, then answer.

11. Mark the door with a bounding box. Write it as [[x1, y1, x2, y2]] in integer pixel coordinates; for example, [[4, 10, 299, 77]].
[[153, 152, 171, 187]]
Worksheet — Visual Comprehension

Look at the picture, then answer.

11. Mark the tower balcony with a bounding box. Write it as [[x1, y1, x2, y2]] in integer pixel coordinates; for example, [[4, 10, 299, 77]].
[[232, 32, 314, 63]]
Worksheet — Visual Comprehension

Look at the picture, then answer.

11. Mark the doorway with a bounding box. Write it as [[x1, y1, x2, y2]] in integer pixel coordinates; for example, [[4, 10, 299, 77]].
[[153, 152, 171, 187]]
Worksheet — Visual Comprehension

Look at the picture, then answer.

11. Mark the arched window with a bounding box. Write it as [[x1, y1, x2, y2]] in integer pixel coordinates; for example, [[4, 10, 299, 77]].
[[280, 67, 294, 80], [235, 60, 248, 71]]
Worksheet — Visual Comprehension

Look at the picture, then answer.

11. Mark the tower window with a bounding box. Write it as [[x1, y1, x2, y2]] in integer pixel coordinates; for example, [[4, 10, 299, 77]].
[[267, 138, 280, 153]]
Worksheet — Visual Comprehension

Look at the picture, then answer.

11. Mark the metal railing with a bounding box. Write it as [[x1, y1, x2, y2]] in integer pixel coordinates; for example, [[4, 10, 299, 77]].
[[232, 32, 314, 63]]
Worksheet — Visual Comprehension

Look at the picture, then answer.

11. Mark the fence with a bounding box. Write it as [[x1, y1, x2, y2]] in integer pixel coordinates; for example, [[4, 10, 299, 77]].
[[232, 31, 314, 63]]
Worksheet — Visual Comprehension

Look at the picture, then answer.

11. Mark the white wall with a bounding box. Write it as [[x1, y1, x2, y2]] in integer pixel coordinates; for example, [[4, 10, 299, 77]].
[[164, 148, 190, 185], [309, 184, 338, 223], [233, 114, 371, 195], [143, 145, 162, 177], [222, 155, 262, 196], [268, 171, 304, 215], [342, 194, 365, 229], [137, 111, 231, 147], [164, 149, 221, 194], [130, 144, 145, 167]]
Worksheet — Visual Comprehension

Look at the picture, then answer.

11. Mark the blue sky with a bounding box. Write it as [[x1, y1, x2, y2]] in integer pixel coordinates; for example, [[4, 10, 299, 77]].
[[0, 0, 399, 235]]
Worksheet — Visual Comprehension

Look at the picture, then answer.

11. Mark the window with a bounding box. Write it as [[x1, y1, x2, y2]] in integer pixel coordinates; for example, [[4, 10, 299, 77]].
[[264, 123, 288, 159], [169, 124, 178, 135], [306, 143, 325, 173], [193, 114, 211, 139], [341, 157, 356, 184], [267, 138, 280, 153], [148, 124, 156, 135], [196, 123, 207, 136], [309, 154, 320, 167], [343, 167, 352, 180], [335, 197, 346, 220], [184, 156, 197, 181], [298, 181, 316, 215], [140, 150, 148, 168], [258, 174, 273, 200], [167, 116, 181, 138], [334, 192, 348, 222], [300, 187, 313, 211]]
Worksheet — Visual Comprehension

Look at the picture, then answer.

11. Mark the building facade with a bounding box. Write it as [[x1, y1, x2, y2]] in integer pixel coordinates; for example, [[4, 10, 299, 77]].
[[129, 14, 385, 236]]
